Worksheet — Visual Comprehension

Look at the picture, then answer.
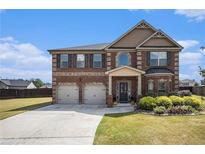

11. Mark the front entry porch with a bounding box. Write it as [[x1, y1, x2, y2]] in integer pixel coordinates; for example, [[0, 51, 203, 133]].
[[105, 66, 145, 107]]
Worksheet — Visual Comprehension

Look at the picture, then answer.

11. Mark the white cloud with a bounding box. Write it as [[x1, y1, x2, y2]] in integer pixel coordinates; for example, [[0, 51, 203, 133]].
[[175, 9, 205, 22], [179, 73, 190, 80], [179, 52, 202, 65], [0, 37, 51, 82], [0, 36, 15, 42], [177, 40, 199, 50]]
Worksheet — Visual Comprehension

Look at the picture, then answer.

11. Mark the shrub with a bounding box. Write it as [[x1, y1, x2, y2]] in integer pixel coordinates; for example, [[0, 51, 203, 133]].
[[183, 96, 201, 110], [156, 96, 172, 108], [169, 96, 184, 106], [139, 96, 156, 111], [154, 106, 166, 115], [167, 105, 194, 114], [177, 90, 192, 97]]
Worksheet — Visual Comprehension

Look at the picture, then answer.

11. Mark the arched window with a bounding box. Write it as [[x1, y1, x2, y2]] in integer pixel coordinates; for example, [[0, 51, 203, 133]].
[[117, 53, 129, 67]]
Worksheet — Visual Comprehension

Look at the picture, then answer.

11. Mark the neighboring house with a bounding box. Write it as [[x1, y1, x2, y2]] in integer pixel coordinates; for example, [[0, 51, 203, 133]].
[[179, 79, 196, 87], [40, 83, 52, 88], [48, 20, 183, 106], [0, 79, 36, 89]]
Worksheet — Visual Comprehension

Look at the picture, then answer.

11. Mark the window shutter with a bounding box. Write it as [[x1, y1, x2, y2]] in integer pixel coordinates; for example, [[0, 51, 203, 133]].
[[68, 54, 72, 68], [167, 52, 171, 66], [102, 54, 106, 68], [57, 54, 60, 68], [90, 54, 93, 68], [85, 54, 89, 68], [73, 54, 77, 68], [147, 52, 150, 66]]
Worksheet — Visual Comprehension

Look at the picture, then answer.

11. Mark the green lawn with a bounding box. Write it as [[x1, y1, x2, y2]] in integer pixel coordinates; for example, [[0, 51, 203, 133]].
[[0, 97, 52, 120], [94, 95, 205, 145]]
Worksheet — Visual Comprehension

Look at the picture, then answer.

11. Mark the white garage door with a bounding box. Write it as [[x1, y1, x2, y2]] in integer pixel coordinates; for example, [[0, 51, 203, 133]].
[[57, 84, 79, 104], [84, 84, 106, 105]]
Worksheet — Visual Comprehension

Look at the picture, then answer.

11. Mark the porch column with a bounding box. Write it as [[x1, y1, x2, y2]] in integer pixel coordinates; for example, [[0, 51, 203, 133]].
[[138, 75, 142, 95], [108, 76, 112, 95]]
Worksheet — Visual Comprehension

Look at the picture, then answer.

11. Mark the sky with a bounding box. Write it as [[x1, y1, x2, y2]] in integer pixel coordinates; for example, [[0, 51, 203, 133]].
[[0, 9, 205, 83]]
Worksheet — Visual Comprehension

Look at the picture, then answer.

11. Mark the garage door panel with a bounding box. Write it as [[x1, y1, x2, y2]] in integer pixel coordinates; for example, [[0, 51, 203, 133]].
[[84, 84, 106, 105], [57, 85, 79, 104]]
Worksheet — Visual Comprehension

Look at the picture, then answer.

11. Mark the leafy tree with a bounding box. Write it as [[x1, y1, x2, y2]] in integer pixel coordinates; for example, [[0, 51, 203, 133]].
[[199, 66, 205, 85], [31, 78, 44, 88]]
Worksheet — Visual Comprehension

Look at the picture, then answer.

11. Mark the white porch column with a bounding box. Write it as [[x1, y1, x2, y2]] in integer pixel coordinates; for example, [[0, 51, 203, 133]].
[[137, 75, 142, 95], [108, 76, 112, 95]]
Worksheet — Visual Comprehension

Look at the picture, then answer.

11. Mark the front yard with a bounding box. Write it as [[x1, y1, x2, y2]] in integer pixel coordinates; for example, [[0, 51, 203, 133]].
[[94, 95, 205, 145], [0, 97, 52, 120]]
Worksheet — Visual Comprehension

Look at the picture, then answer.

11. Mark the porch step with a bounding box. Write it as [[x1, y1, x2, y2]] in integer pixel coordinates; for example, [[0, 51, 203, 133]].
[[116, 103, 133, 107]]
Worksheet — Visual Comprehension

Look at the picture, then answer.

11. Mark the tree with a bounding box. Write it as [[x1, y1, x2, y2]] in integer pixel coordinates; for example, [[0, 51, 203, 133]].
[[199, 66, 205, 85], [31, 78, 44, 88]]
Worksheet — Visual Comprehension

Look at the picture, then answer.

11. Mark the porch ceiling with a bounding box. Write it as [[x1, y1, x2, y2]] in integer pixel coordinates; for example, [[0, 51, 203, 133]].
[[105, 66, 145, 77]]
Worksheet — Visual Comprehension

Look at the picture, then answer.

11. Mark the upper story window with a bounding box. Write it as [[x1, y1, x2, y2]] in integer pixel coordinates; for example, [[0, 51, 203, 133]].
[[117, 53, 130, 67], [77, 54, 85, 68], [93, 54, 102, 68], [150, 52, 167, 66], [60, 54, 68, 68]]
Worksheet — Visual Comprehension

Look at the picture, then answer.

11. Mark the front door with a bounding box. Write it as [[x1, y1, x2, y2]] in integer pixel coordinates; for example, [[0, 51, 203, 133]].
[[119, 82, 128, 103]]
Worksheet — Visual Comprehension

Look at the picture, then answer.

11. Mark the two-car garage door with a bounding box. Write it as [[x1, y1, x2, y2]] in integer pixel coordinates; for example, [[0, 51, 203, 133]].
[[57, 83, 106, 105]]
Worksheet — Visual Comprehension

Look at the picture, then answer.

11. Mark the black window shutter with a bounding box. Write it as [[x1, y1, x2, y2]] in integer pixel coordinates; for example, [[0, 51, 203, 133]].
[[167, 52, 171, 66], [90, 54, 93, 68], [147, 52, 150, 66], [102, 54, 106, 68], [68, 54, 72, 68], [57, 54, 60, 68], [73, 54, 77, 68], [85, 54, 89, 68]]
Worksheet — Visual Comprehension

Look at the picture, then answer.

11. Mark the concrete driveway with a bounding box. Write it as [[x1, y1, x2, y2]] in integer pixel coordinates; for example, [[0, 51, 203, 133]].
[[0, 104, 133, 145]]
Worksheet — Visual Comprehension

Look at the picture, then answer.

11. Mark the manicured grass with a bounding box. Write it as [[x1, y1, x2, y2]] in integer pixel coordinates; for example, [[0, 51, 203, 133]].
[[0, 97, 52, 120], [94, 112, 205, 145]]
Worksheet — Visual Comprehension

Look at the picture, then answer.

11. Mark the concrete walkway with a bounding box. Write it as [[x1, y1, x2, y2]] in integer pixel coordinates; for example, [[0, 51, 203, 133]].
[[0, 104, 133, 145]]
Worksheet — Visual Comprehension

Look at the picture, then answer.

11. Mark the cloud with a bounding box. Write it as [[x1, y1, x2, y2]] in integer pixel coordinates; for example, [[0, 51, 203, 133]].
[[179, 52, 202, 65], [175, 9, 205, 22], [0, 37, 51, 82], [179, 73, 190, 80], [0, 36, 16, 42], [177, 40, 199, 50]]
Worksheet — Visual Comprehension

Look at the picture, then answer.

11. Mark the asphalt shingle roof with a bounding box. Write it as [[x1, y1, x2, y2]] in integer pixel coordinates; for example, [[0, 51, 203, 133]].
[[0, 79, 31, 87], [48, 43, 110, 52]]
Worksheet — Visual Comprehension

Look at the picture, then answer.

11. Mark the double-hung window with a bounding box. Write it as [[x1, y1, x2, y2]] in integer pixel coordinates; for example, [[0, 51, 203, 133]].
[[158, 80, 166, 95], [148, 80, 154, 95], [77, 54, 85, 68], [60, 54, 68, 68], [150, 52, 167, 66], [93, 54, 102, 68]]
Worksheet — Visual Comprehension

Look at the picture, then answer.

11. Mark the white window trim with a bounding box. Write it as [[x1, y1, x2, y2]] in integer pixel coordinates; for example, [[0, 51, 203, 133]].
[[77, 54, 85, 68], [93, 54, 102, 68], [116, 52, 131, 67], [150, 52, 167, 66]]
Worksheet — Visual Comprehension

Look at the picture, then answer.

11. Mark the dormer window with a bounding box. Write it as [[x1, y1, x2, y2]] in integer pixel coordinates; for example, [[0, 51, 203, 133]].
[[117, 53, 130, 67], [150, 52, 167, 66]]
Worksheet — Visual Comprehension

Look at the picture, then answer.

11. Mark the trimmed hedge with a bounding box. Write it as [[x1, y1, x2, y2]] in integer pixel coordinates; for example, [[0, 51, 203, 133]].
[[154, 106, 166, 115], [138, 95, 201, 114], [183, 96, 201, 110], [156, 96, 172, 108], [169, 96, 184, 106], [139, 96, 156, 111]]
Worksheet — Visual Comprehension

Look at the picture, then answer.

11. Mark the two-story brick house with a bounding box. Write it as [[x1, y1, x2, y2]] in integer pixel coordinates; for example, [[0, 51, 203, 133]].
[[48, 20, 183, 107]]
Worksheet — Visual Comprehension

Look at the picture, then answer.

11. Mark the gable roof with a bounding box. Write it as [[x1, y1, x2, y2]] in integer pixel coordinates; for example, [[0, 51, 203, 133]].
[[105, 66, 145, 75], [48, 43, 109, 52], [105, 20, 157, 49], [136, 29, 183, 49], [0, 79, 32, 87]]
